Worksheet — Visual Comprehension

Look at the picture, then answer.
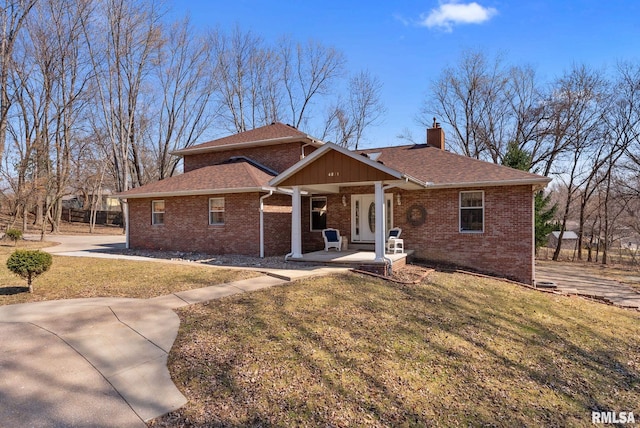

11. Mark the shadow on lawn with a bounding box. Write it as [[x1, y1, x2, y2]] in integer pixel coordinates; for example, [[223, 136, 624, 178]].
[[399, 274, 640, 425], [0, 286, 29, 295], [159, 273, 640, 427]]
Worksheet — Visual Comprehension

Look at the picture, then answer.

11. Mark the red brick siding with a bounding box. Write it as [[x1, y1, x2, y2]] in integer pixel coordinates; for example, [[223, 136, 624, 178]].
[[183, 142, 311, 173], [392, 185, 534, 284], [263, 194, 292, 256], [299, 193, 351, 252], [128, 184, 535, 284], [128, 192, 293, 257]]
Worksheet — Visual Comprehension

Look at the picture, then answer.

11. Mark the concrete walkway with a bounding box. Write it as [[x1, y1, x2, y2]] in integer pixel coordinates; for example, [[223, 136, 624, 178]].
[[0, 276, 288, 427], [0, 235, 347, 427], [536, 262, 640, 310]]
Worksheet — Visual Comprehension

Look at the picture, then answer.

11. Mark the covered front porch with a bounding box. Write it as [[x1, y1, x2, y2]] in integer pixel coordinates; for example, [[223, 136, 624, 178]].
[[288, 248, 414, 275], [269, 142, 428, 276]]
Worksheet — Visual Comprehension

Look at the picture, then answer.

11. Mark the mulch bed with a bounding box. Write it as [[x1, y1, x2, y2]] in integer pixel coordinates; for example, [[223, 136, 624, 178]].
[[353, 264, 434, 284]]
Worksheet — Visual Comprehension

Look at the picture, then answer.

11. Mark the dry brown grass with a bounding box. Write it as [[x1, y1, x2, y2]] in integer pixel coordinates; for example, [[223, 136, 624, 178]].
[[0, 211, 125, 235], [0, 240, 258, 304], [150, 270, 640, 427]]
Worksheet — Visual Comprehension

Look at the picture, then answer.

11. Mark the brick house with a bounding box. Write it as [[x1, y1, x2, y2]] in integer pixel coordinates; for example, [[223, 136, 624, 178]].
[[118, 122, 550, 284]]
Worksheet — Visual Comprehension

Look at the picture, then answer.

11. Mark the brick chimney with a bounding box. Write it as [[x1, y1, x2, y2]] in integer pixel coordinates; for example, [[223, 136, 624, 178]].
[[427, 117, 445, 150]]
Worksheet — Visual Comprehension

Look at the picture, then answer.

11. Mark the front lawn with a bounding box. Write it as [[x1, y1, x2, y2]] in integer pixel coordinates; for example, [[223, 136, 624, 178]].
[[150, 271, 640, 427], [0, 242, 258, 305]]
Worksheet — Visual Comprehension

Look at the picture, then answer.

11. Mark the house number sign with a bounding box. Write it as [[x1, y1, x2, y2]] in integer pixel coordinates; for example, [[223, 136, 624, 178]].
[[406, 204, 426, 226]]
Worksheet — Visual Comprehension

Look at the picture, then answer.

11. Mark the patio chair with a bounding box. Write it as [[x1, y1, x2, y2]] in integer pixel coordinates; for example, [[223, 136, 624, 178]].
[[386, 227, 404, 254], [322, 228, 343, 251]]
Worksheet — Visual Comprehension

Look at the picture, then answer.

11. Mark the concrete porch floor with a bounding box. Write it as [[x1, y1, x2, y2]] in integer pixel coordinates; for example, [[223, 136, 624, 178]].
[[287, 249, 413, 274]]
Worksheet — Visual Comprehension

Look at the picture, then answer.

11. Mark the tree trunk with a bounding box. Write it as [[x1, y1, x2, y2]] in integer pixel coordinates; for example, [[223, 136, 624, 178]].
[[22, 205, 28, 233]]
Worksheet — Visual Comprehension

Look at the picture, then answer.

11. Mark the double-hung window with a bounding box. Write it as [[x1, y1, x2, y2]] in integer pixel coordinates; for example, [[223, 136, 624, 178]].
[[152, 200, 165, 225], [209, 197, 225, 225], [460, 191, 484, 233], [310, 196, 327, 231]]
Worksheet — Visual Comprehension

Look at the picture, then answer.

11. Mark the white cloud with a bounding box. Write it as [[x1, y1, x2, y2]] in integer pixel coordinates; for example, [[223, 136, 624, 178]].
[[420, 2, 497, 31]]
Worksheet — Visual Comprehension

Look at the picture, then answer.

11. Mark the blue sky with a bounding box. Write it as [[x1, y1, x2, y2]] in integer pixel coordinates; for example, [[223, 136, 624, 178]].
[[170, 1, 640, 148]]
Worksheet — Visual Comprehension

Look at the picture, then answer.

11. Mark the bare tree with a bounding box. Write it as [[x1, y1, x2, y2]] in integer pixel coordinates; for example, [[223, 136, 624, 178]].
[[507, 64, 549, 171], [420, 49, 512, 162], [0, 0, 37, 162], [82, 0, 163, 236], [550, 65, 609, 261], [321, 70, 385, 149], [210, 27, 281, 133], [151, 17, 217, 179], [280, 37, 346, 130]]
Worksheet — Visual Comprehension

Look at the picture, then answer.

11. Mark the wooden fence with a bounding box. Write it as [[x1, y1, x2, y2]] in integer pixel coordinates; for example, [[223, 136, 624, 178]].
[[61, 208, 123, 226]]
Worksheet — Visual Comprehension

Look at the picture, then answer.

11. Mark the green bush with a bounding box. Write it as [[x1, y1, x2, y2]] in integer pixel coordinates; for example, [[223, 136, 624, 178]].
[[5, 228, 23, 244], [6, 250, 53, 293]]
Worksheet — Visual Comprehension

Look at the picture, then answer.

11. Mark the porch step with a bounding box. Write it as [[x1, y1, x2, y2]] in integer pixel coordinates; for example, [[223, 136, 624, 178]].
[[348, 243, 375, 251]]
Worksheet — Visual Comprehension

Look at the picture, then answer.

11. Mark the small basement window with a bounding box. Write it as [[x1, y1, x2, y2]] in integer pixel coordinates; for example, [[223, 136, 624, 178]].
[[460, 191, 484, 233], [209, 197, 225, 225], [310, 196, 327, 231], [152, 200, 165, 225]]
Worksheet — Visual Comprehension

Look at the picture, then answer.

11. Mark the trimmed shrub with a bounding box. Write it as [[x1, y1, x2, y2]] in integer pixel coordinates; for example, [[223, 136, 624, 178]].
[[6, 250, 53, 293], [5, 228, 23, 245]]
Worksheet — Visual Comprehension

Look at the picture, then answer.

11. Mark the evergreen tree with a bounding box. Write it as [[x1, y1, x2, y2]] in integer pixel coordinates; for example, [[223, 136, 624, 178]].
[[502, 141, 532, 171], [503, 142, 557, 252]]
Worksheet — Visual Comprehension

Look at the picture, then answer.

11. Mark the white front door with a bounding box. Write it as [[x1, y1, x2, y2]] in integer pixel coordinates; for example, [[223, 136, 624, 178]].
[[351, 194, 393, 242]]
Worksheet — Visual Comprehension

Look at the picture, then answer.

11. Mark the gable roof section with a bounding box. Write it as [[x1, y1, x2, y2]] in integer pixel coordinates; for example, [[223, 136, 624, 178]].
[[270, 142, 424, 188], [172, 122, 323, 156], [551, 231, 578, 239], [118, 160, 275, 199], [271, 142, 549, 190], [359, 144, 550, 188]]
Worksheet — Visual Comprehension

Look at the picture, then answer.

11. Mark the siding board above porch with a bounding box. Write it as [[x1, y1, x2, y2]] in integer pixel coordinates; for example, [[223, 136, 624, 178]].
[[277, 149, 397, 186], [270, 142, 425, 191]]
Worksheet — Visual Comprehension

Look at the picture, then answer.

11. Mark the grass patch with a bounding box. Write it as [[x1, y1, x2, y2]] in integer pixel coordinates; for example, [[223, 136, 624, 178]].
[[151, 271, 640, 427], [0, 242, 258, 304]]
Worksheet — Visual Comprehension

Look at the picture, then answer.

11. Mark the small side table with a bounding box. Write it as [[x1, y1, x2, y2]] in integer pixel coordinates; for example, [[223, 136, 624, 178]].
[[387, 238, 404, 254], [341, 237, 349, 251]]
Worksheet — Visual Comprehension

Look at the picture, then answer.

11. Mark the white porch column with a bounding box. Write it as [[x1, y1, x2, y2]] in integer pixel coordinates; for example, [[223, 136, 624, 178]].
[[291, 186, 303, 258], [374, 181, 385, 262], [123, 200, 129, 249]]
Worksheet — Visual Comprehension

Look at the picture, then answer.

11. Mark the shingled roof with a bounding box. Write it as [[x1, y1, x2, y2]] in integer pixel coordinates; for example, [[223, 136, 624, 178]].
[[359, 144, 549, 188], [120, 125, 550, 200], [118, 159, 275, 199], [172, 122, 322, 156]]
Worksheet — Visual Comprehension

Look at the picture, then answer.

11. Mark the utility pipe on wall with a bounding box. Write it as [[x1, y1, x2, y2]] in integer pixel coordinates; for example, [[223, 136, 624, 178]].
[[259, 191, 274, 258], [123, 199, 130, 249]]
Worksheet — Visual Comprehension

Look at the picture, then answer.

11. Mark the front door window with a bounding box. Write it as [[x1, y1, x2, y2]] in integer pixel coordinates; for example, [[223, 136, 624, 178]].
[[368, 202, 376, 233], [351, 194, 393, 242]]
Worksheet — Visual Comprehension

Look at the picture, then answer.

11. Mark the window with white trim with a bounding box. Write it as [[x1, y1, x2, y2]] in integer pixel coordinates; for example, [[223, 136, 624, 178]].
[[209, 197, 225, 225], [152, 200, 165, 225], [310, 196, 327, 231], [460, 191, 484, 232]]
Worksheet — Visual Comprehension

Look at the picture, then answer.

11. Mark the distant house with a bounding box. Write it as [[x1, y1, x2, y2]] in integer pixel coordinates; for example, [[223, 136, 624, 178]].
[[548, 231, 579, 250], [118, 122, 550, 284], [63, 193, 121, 212]]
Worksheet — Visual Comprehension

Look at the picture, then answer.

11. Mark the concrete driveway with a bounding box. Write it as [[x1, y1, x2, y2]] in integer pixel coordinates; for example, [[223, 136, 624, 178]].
[[26, 233, 126, 255], [1, 234, 346, 426], [0, 234, 291, 427], [536, 261, 640, 310]]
